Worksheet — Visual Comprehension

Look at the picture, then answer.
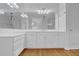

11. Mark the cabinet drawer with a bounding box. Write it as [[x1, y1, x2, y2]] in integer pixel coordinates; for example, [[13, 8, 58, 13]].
[[14, 35, 24, 43]]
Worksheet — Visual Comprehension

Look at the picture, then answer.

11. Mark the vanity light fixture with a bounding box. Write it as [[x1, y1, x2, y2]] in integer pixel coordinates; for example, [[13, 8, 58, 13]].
[[7, 3, 19, 9], [36, 8, 52, 14]]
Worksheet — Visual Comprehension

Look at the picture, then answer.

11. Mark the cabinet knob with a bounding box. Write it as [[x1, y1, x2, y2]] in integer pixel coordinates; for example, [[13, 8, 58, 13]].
[[69, 29, 72, 31]]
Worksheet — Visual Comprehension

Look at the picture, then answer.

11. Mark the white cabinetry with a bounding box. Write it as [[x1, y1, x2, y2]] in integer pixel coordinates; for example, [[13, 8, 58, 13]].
[[0, 34, 25, 56], [25, 32, 65, 48]]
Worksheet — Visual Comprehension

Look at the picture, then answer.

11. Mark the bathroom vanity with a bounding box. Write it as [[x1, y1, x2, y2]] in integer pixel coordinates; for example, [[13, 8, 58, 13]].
[[0, 29, 25, 56]]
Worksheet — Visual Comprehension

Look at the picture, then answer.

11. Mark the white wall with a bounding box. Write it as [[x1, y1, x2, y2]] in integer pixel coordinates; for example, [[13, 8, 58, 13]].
[[58, 4, 66, 32]]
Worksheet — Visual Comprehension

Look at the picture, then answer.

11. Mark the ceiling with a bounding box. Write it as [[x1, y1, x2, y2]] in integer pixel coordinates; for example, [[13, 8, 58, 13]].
[[0, 3, 59, 13]]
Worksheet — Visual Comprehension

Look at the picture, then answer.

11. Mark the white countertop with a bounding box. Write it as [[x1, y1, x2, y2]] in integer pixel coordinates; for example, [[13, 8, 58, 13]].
[[0, 28, 25, 37], [0, 28, 65, 37]]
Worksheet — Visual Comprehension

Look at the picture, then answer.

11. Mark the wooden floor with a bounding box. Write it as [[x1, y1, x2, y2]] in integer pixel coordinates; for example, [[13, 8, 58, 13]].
[[19, 48, 79, 56]]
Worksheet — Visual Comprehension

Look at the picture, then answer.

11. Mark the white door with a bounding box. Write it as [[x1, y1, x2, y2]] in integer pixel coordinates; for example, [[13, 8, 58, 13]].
[[66, 3, 79, 49]]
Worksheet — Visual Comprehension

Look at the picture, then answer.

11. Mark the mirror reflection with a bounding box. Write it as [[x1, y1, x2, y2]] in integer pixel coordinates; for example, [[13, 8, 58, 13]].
[[0, 3, 66, 31]]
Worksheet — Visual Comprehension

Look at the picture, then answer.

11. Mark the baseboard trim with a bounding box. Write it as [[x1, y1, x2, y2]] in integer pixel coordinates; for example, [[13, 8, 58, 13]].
[[24, 48, 64, 50], [69, 48, 79, 50], [18, 48, 25, 56], [64, 48, 79, 50], [64, 48, 70, 50]]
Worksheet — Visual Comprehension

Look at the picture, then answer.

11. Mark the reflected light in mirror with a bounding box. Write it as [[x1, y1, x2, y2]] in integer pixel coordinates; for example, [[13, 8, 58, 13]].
[[0, 9, 5, 14], [21, 13, 28, 18], [7, 3, 19, 9], [36, 8, 53, 14]]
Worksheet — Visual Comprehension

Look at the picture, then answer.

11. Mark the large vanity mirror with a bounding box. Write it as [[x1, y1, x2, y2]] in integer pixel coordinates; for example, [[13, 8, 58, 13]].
[[0, 3, 66, 32]]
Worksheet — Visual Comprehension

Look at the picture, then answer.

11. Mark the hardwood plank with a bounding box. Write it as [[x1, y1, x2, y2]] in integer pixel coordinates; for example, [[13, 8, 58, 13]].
[[19, 48, 79, 56]]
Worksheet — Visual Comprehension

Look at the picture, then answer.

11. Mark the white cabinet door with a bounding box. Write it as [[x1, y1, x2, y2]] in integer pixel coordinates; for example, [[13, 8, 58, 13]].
[[0, 37, 13, 56], [26, 32, 37, 48], [14, 35, 24, 56]]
